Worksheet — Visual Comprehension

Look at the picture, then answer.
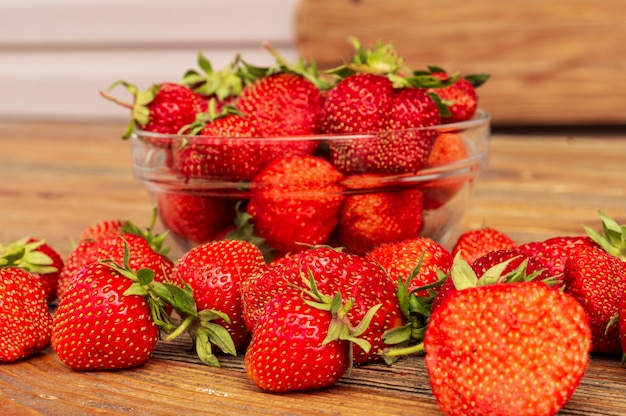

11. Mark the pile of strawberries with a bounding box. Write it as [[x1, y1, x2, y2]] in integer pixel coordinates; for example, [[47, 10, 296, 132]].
[[101, 39, 490, 258], [3, 208, 626, 415]]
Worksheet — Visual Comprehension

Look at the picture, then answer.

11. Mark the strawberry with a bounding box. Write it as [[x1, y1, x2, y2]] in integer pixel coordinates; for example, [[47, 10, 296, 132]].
[[1, 237, 64, 303], [156, 191, 236, 244], [427, 68, 490, 123], [425, 279, 591, 416], [170, 240, 266, 361], [0, 250, 53, 363], [240, 246, 403, 365], [421, 132, 470, 210], [246, 155, 345, 256], [78, 219, 125, 242], [563, 244, 626, 354], [244, 276, 378, 392], [336, 174, 424, 255], [101, 81, 208, 141], [56, 215, 173, 300], [452, 227, 517, 265], [170, 105, 268, 181], [237, 72, 324, 137], [368, 237, 453, 297], [51, 254, 191, 371], [518, 235, 596, 277], [321, 73, 394, 173], [431, 248, 554, 315], [372, 86, 440, 174]]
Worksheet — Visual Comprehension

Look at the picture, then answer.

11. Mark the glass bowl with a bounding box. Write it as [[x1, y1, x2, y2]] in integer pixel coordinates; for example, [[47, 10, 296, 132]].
[[130, 110, 490, 260]]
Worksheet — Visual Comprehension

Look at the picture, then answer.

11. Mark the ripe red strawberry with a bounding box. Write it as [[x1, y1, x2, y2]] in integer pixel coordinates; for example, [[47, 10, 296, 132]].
[[57, 217, 174, 299], [246, 155, 345, 256], [337, 174, 424, 255], [421, 132, 470, 210], [431, 248, 555, 316], [240, 246, 403, 365], [1, 237, 64, 303], [78, 219, 125, 242], [563, 244, 626, 354], [245, 276, 378, 392], [170, 240, 266, 360], [171, 108, 268, 181], [0, 262, 53, 363], [237, 72, 324, 137], [452, 227, 517, 265], [518, 235, 597, 277], [372, 86, 440, 174], [156, 192, 236, 244], [368, 237, 453, 297], [428, 69, 490, 123], [52, 261, 171, 370], [425, 280, 591, 416], [101, 81, 207, 141]]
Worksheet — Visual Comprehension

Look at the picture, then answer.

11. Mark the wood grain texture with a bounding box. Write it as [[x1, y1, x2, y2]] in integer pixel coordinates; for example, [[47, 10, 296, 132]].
[[295, 0, 626, 126], [1, 121, 626, 414]]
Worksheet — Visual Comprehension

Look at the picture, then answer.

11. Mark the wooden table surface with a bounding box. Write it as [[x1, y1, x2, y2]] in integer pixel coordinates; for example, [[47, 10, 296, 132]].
[[1, 121, 626, 415]]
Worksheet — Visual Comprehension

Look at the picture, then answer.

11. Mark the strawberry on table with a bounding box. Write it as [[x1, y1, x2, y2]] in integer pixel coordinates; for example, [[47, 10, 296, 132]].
[[425, 279, 591, 416], [518, 235, 596, 278], [563, 244, 626, 354], [1, 237, 64, 303], [0, 249, 53, 363], [246, 155, 345, 257], [170, 240, 266, 361], [240, 246, 403, 365], [452, 227, 517, 265], [56, 215, 174, 300], [368, 237, 453, 297], [245, 276, 378, 392]]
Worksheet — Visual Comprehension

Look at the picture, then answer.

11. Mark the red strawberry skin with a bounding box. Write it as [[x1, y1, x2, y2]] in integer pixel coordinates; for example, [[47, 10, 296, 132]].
[[156, 192, 236, 245], [337, 179, 424, 255], [0, 267, 53, 363], [425, 281, 591, 416], [143, 83, 208, 136], [368, 237, 453, 297], [171, 113, 267, 181], [25, 238, 64, 303], [244, 288, 350, 392], [52, 262, 159, 370], [452, 227, 517, 265], [563, 245, 626, 354], [237, 73, 324, 137], [171, 240, 266, 352], [422, 132, 469, 210], [429, 73, 479, 123], [57, 233, 174, 300], [518, 235, 597, 277], [246, 155, 345, 256], [240, 247, 403, 365], [373, 86, 440, 174]]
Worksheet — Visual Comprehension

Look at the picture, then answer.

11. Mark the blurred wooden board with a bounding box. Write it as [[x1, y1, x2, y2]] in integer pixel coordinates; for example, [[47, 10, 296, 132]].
[[295, 0, 626, 126]]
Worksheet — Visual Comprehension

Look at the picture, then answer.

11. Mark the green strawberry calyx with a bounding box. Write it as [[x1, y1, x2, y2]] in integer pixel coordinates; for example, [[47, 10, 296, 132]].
[[99, 80, 160, 139], [296, 270, 381, 369], [584, 210, 626, 261], [0, 238, 57, 274], [121, 208, 170, 257], [179, 52, 243, 101]]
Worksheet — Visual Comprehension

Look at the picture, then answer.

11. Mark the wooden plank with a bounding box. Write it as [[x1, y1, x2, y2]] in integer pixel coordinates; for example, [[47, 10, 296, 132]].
[[294, 0, 626, 125]]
